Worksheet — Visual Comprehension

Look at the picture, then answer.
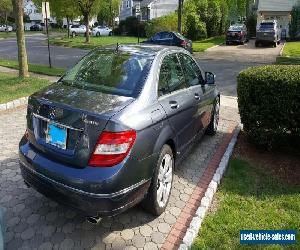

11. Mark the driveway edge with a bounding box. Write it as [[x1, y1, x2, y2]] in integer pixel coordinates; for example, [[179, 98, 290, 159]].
[[161, 124, 241, 250], [0, 97, 28, 112]]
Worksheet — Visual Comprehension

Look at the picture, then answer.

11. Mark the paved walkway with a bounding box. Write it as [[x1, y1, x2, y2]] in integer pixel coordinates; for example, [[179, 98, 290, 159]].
[[0, 97, 239, 250]]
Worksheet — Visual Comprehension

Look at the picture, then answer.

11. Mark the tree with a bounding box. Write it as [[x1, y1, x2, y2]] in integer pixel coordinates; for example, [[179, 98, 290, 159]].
[[289, 2, 300, 40], [77, 0, 102, 43], [219, 0, 229, 34], [33, 0, 80, 38], [178, 0, 183, 33], [97, 0, 120, 28], [206, 0, 221, 37], [12, 0, 29, 77], [0, 0, 13, 24]]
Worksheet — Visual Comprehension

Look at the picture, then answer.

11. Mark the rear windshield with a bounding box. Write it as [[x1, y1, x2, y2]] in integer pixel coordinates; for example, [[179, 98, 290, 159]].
[[259, 23, 275, 30], [228, 26, 242, 31], [60, 49, 153, 97]]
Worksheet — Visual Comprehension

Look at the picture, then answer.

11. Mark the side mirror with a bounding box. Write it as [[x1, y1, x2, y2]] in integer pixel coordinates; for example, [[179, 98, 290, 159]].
[[205, 72, 216, 85]]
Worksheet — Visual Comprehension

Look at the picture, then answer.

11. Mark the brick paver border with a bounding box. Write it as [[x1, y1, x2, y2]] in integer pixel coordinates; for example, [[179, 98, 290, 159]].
[[162, 122, 238, 250]]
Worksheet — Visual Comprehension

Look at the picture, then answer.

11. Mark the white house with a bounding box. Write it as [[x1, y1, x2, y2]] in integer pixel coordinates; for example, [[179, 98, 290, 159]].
[[256, 0, 299, 37], [120, 0, 178, 21]]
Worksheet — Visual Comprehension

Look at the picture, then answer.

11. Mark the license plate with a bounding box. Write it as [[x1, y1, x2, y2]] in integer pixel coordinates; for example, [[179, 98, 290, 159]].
[[46, 123, 67, 150], [264, 33, 267, 36]]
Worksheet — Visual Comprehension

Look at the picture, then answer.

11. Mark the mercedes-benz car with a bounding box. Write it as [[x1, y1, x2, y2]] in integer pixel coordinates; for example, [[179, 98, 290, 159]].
[[19, 44, 219, 218]]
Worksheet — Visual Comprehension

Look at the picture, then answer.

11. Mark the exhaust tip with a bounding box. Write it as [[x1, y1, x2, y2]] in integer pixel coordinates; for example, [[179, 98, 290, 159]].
[[86, 216, 102, 225]]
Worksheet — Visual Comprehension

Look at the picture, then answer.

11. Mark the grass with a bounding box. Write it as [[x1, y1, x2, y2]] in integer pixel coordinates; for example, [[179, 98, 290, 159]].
[[283, 42, 300, 57], [0, 32, 16, 39], [0, 72, 50, 104], [193, 36, 225, 53], [0, 58, 65, 76], [276, 42, 300, 65], [50, 36, 144, 49], [192, 157, 300, 249], [276, 56, 300, 65]]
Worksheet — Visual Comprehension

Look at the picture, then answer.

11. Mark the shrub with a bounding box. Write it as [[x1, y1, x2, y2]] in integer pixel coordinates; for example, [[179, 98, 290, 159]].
[[237, 65, 300, 149], [246, 13, 257, 38], [145, 13, 178, 38]]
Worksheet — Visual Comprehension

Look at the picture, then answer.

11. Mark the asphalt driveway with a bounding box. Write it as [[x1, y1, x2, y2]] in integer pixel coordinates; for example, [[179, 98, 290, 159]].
[[195, 39, 283, 96]]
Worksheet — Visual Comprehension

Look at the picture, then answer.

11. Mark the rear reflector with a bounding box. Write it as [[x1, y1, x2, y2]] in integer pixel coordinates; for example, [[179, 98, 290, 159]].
[[181, 40, 188, 46], [89, 130, 136, 167]]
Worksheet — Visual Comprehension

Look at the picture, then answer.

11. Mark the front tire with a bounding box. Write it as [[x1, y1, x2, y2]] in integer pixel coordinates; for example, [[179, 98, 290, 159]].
[[206, 97, 220, 135], [96, 32, 100, 37], [141, 145, 174, 216]]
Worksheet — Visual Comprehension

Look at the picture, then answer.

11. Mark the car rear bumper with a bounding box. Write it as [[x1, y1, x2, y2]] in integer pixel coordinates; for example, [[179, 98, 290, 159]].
[[19, 140, 153, 216], [20, 159, 150, 216]]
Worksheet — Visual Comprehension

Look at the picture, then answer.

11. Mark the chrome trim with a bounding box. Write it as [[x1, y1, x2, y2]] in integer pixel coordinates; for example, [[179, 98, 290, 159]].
[[32, 113, 83, 132], [20, 159, 149, 198]]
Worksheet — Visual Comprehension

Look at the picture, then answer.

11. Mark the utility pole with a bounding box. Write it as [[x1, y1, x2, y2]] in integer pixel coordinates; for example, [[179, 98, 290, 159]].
[[178, 0, 183, 33]]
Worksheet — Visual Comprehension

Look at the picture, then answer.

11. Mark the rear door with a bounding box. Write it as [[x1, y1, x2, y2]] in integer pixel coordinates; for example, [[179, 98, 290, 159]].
[[179, 53, 214, 131], [157, 53, 196, 152]]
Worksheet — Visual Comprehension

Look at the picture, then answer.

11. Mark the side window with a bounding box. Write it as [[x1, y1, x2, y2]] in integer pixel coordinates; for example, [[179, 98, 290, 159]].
[[158, 54, 186, 97], [179, 54, 204, 86]]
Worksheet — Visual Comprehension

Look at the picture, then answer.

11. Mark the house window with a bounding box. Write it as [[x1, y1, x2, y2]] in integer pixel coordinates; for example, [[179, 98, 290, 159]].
[[126, 0, 130, 8]]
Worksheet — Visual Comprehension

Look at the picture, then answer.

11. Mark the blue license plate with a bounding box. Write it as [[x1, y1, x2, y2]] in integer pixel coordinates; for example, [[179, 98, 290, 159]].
[[46, 123, 67, 150]]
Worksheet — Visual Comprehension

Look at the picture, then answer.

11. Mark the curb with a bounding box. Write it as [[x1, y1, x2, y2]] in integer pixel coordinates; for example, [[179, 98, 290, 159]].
[[205, 42, 224, 52], [279, 41, 286, 56], [178, 126, 241, 249], [0, 97, 28, 112]]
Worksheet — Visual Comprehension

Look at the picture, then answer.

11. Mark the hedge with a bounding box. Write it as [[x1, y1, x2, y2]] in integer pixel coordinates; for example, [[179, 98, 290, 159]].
[[237, 65, 300, 149]]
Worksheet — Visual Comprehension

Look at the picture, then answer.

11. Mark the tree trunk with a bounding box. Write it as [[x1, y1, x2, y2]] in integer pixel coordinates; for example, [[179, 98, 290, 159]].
[[67, 17, 70, 38], [178, 0, 182, 33], [12, 0, 29, 78], [85, 14, 90, 43]]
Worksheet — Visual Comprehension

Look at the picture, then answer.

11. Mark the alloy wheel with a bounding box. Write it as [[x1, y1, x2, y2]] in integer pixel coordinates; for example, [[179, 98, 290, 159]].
[[157, 154, 173, 208]]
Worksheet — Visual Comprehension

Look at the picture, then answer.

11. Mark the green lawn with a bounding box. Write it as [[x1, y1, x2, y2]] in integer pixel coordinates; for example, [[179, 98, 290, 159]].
[[0, 59, 65, 76], [283, 42, 300, 57], [0, 32, 16, 39], [193, 36, 225, 53], [50, 36, 144, 49], [192, 157, 300, 249], [0, 72, 50, 104], [276, 42, 300, 65]]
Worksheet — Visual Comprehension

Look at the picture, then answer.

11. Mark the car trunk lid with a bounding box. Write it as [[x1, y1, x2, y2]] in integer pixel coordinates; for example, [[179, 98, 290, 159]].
[[26, 83, 134, 168]]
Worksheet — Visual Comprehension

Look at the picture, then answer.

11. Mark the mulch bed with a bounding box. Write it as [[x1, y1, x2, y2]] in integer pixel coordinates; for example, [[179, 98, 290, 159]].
[[233, 132, 300, 187]]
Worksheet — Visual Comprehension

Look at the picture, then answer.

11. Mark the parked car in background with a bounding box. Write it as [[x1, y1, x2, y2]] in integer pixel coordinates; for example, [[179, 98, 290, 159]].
[[70, 25, 90, 37], [226, 24, 248, 45], [0, 24, 13, 32], [143, 31, 193, 53], [92, 26, 113, 37], [30, 24, 43, 31], [19, 44, 219, 220], [256, 20, 281, 47]]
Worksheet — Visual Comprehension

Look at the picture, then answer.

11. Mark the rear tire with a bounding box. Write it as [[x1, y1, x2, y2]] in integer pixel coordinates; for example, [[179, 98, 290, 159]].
[[72, 31, 76, 37], [255, 41, 259, 47], [141, 145, 174, 216], [273, 42, 277, 47], [96, 32, 100, 37], [206, 97, 220, 135], [109, 31, 112, 36]]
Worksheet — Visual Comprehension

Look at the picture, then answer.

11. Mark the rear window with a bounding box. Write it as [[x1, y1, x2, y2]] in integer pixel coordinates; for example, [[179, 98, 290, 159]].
[[60, 49, 154, 97], [260, 23, 275, 30]]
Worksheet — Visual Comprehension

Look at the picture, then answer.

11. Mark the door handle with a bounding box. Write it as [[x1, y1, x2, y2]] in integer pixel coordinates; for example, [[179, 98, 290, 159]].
[[194, 93, 201, 100], [169, 101, 179, 109]]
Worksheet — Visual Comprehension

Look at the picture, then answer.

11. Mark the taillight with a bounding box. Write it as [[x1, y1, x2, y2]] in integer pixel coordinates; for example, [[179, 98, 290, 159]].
[[88, 130, 136, 167], [181, 40, 188, 46]]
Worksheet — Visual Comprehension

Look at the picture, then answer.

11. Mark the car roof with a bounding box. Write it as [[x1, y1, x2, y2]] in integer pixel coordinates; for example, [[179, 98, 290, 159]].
[[91, 44, 187, 57]]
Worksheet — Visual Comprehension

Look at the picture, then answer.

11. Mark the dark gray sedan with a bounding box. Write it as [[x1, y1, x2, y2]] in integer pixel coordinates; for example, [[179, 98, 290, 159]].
[[19, 44, 220, 221]]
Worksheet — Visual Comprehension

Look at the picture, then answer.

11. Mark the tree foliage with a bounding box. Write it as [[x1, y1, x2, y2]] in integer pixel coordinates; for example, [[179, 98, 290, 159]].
[[0, 0, 13, 23], [97, 0, 120, 27], [289, 2, 300, 40]]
